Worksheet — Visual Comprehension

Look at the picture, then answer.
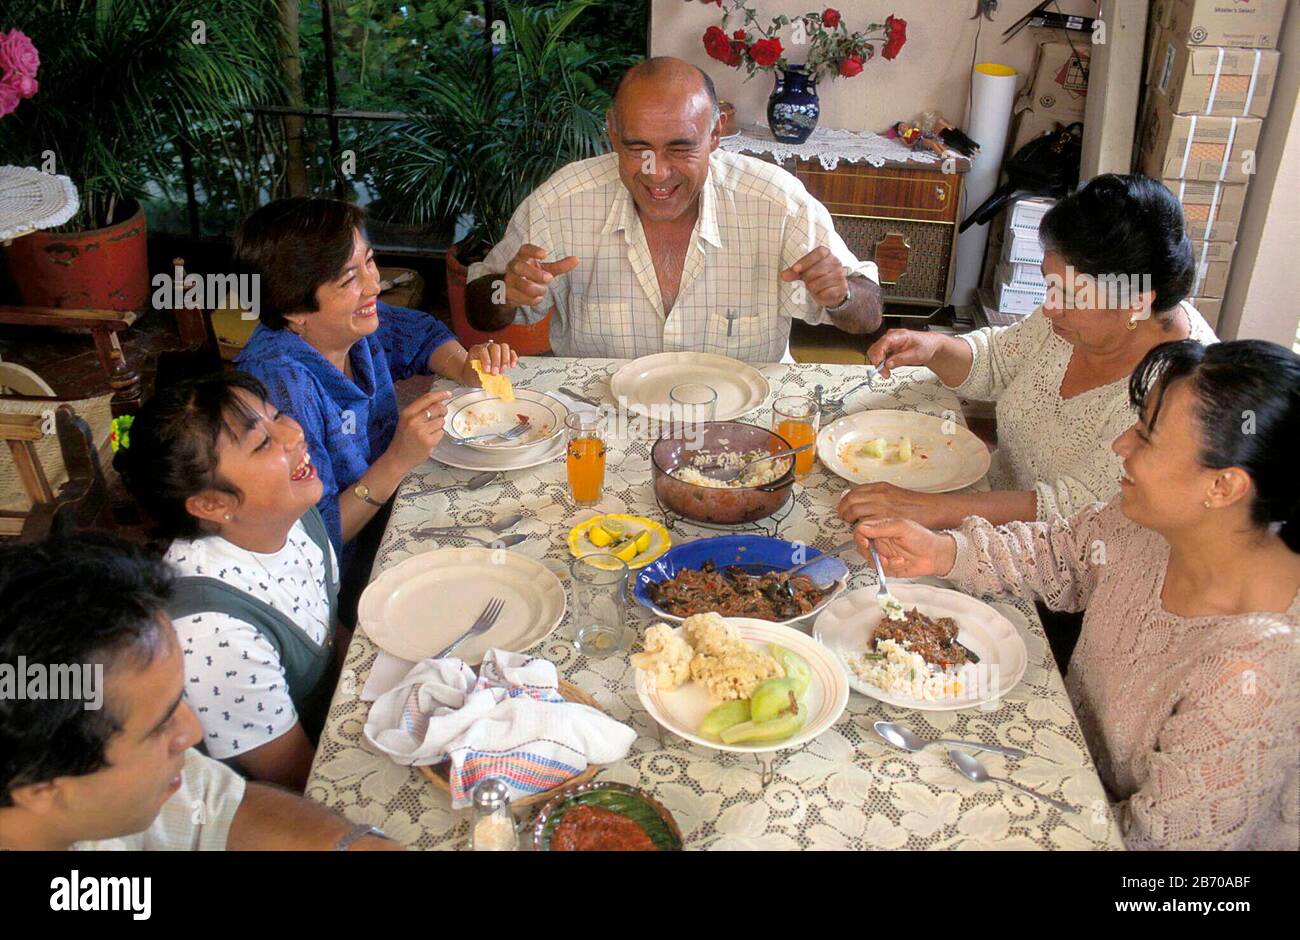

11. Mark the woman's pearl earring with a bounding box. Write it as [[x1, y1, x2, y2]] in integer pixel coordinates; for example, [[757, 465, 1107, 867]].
[[224, 513, 233, 521], [1202, 500, 1212, 509]]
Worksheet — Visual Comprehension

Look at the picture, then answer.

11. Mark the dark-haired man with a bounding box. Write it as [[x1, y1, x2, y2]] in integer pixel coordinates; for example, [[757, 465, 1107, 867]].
[[465, 56, 882, 362], [0, 533, 399, 851]]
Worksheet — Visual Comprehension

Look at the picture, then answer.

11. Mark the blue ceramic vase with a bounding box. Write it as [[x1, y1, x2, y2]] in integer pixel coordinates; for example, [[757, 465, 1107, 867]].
[[766, 65, 820, 144]]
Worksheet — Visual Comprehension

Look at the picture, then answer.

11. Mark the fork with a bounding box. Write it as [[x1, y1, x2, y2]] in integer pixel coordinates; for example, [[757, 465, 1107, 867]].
[[452, 420, 530, 445], [434, 597, 505, 659], [821, 371, 877, 410], [869, 542, 980, 663]]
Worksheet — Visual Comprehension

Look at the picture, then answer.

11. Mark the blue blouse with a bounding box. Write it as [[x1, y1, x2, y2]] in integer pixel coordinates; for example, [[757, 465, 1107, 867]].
[[236, 302, 456, 567]]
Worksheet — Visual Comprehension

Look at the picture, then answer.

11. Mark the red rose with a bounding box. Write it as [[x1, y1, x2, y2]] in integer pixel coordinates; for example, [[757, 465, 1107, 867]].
[[703, 25, 732, 63], [882, 15, 907, 60], [726, 40, 747, 67], [733, 29, 747, 40], [748, 37, 784, 67], [838, 54, 864, 78], [822, 9, 841, 28]]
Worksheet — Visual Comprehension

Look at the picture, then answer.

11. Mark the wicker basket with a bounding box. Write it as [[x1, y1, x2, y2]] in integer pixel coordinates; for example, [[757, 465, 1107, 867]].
[[418, 679, 605, 809]]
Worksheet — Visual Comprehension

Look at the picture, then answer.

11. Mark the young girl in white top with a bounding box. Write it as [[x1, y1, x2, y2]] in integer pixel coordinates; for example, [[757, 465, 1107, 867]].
[[116, 372, 340, 791]]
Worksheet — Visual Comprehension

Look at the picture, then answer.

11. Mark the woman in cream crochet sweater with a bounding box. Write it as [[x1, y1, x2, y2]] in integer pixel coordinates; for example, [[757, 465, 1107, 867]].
[[854, 339, 1299, 850], [838, 175, 1217, 531]]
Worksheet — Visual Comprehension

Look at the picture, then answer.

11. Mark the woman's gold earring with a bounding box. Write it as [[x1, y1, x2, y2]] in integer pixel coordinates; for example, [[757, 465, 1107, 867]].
[[1202, 500, 1212, 509], [1126, 314, 1139, 331]]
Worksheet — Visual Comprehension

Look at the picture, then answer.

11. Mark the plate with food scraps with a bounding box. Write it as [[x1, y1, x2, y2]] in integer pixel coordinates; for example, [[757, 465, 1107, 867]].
[[816, 410, 990, 492], [358, 547, 566, 664], [444, 388, 568, 453], [609, 352, 769, 422], [632, 613, 849, 754], [632, 535, 849, 625], [431, 429, 565, 472], [568, 513, 672, 570], [813, 582, 1027, 712]]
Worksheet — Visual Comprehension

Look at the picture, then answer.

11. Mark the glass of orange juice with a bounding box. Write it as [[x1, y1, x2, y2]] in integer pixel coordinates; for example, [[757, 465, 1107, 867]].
[[772, 395, 819, 478], [565, 412, 607, 507]]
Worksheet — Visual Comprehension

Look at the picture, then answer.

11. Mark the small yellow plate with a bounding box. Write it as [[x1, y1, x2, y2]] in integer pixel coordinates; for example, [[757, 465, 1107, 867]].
[[568, 514, 672, 570]]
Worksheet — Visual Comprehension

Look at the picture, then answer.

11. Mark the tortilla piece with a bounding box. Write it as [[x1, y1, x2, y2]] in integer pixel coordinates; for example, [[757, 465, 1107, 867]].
[[469, 359, 514, 401]]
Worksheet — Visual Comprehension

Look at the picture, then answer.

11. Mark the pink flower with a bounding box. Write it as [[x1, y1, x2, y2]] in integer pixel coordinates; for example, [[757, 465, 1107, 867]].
[[3, 71, 38, 99], [0, 80, 19, 120], [0, 29, 40, 78]]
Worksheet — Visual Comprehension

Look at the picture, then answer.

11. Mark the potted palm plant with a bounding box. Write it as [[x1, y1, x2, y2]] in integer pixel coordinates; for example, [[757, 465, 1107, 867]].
[[0, 0, 280, 312], [364, 0, 632, 353]]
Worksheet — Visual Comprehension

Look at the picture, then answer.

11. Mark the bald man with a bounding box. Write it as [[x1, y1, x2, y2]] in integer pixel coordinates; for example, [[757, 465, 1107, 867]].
[[465, 57, 882, 362]]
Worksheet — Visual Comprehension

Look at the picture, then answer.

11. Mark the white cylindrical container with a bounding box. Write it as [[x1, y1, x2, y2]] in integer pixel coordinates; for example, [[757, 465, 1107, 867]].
[[951, 63, 1020, 306]]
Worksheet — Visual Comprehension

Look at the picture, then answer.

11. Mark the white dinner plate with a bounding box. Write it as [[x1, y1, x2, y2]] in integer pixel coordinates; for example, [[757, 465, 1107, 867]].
[[634, 618, 849, 754], [431, 429, 565, 472], [817, 410, 990, 492], [444, 388, 568, 454], [813, 582, 1028, 712], [358, 547, 566, 664], [609, 352, 770, 422]]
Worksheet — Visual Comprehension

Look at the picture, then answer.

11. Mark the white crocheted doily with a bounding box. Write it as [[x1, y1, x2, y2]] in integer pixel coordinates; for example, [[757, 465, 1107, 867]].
[[721, 125, 941, 171], [0, 165, 79, 241]]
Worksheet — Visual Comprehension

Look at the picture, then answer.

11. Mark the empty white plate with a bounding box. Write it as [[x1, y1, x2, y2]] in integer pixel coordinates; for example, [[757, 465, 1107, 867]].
[[609, 352, 769, 422], [359, 547, 566, 664], [817, 409, 990, 492], [634, 618, 849, 754], [813, 582, 1027, 712]]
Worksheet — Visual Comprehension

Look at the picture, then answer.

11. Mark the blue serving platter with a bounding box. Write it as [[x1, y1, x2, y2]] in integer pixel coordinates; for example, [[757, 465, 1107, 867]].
[[632, 534, 850, 625]]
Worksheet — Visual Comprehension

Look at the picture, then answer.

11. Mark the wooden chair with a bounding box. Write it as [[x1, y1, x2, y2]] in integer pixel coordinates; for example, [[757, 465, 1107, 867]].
[[0, 402, 110, 540]]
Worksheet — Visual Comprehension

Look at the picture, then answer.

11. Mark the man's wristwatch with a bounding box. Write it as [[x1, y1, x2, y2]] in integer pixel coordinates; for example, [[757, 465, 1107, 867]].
[[825, 281, 853, 313], [352, 482, 385, 507]]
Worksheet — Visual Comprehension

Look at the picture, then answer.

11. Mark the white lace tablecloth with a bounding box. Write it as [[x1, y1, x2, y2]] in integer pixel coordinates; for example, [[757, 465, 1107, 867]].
[[721, 125, 942, 171], [305, 357, 1125, 851], [0, 165, 78, 242]]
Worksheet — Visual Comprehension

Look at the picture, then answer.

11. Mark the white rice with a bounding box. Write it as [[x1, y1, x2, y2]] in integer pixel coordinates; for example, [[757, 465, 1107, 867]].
[[844, 638, 965, 701], [672, 449, 790, 488]]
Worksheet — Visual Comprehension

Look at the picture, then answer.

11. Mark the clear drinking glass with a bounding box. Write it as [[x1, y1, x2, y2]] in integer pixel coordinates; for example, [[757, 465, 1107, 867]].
[[570, 554, 629, 657], [772, 395, 820, 478], [669, 382, 718, 427], [565, 412, 607, 508]]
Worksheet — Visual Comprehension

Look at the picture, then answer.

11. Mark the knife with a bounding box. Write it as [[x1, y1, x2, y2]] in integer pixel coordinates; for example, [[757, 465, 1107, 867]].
[[559, 386, 600, 407]]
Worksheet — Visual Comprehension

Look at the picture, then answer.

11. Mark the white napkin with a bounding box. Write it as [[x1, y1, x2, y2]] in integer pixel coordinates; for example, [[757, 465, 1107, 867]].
[[545, 388, 602, 418], [363, 649, 636, 808]]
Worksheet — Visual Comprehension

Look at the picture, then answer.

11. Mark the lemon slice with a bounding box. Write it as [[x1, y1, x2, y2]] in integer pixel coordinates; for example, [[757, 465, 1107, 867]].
[[612, 539, 640, 563], [587, 524, 613, 547], [599, 518, 627, 537], [469, 360, 514, 402], [634, 529, 651, 553]]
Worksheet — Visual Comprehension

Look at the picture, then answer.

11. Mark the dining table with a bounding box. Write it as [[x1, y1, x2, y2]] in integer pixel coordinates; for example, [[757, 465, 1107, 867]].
[[304, 355, 1126, 851]]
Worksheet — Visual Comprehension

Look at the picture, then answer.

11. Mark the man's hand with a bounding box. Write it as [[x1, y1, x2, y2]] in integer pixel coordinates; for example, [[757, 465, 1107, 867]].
[[837, 481, 959, 529], [501, 244, 580, 309], [780, 246, 848, 308]]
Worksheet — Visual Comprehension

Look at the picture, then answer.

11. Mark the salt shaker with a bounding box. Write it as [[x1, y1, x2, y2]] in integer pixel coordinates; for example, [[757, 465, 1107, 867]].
[[468, 778, 517, 851]]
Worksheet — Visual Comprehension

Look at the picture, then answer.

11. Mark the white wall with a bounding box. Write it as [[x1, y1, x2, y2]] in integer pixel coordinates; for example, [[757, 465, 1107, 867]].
[[651, 0, 1098, 132]]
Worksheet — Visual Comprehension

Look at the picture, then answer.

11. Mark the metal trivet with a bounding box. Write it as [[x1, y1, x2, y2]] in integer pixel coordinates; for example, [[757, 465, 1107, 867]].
[[653, 490, 794, 538]]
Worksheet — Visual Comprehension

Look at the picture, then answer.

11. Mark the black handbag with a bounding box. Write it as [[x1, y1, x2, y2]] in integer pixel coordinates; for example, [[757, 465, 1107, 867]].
[[959, 121, 1083, 232]]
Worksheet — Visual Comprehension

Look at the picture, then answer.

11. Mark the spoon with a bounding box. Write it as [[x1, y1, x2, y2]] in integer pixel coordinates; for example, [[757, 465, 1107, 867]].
[[697, 442, 814, 483], [778, 539, 859, 596], [948, 750, 1079, 814], [411, 512, 524, 538], [423, 532, 528, 549], [873, 720, 1025, 760], [426, 471, 498, 495], [820, 371, 876, 410]]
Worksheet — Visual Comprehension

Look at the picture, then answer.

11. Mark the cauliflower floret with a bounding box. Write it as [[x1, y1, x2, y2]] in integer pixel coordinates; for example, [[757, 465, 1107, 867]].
[[680, 612, 743, 657], [630, 623, 693, 689], [689, 647, 782, 701]]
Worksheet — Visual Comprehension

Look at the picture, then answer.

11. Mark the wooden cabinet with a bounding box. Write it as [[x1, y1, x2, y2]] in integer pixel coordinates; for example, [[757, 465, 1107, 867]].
[[794, 160, 968, 307]]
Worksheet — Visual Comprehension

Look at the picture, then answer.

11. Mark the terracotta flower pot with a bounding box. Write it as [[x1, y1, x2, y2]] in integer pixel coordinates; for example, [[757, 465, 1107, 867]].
[[4, 201, 150, 312], [446, 242, 553, 355]]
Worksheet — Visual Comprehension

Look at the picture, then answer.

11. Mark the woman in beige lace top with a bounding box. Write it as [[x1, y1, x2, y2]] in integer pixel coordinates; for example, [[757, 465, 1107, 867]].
[[838, 175, 1216, 531], [854, 339, 1299, 850]]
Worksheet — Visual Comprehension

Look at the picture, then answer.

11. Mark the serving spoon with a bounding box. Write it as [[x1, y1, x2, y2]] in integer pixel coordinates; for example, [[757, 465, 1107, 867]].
[[874, 720, 1025, 759], [412, 512, 524, 539], [949, 750, 1079, 814]]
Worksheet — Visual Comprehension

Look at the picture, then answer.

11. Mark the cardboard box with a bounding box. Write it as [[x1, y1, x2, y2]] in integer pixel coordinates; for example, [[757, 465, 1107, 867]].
[[1190, 296, 1222, 329], [1011, 41, 1090, 151], [1188, 239, 1237, 298], [1138, 93, 1261, 182], [1162, 177, 1248, 241], [1165, 0, 1287, 49], [1150, 29, 1279, 117]]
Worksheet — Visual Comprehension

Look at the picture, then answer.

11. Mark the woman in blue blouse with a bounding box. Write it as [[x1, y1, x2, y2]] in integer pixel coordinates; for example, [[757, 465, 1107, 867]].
[[233, 198, 517, 584]]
